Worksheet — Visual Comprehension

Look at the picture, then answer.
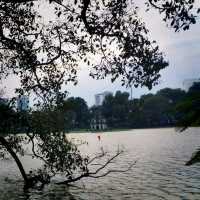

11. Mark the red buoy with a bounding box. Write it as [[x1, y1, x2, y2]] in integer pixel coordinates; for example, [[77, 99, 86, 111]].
[[97, 135, 101, 141]]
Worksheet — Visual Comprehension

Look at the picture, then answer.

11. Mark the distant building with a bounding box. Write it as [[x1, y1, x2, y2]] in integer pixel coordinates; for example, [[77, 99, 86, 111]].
[[183, 78, 200, 91], [95, 91, 112, 106], [90, 117, 107, 130], [90, 91, 112, 130], [17, 95, 29, 111]]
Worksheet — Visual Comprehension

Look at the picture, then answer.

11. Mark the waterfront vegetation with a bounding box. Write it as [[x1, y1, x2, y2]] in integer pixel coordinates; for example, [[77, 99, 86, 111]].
[[16, 84, 200, 132], [1, 84, 199, 135]]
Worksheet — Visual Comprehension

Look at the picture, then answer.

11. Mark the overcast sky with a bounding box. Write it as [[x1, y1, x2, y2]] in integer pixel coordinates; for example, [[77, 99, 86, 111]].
[[2, 1, 200, 106]]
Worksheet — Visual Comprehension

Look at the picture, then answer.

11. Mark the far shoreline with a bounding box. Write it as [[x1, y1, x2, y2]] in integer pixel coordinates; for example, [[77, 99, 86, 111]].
[[68, 126, 200, 134]]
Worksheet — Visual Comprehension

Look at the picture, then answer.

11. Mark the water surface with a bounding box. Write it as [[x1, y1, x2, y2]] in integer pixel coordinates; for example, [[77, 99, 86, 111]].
[[0, 128, 200, 200]]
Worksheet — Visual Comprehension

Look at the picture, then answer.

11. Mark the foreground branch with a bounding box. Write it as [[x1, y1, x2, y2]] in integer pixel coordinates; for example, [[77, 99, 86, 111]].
[[57, 150, 136, 185]]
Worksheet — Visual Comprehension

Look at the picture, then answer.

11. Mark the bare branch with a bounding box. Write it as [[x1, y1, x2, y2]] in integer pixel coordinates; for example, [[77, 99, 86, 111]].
[[56, 149, 136, 185], [87, 149, 108, 165], [90, 150, 123, 175], [34, 28, 62, 67], [89, 161, 136, 178]]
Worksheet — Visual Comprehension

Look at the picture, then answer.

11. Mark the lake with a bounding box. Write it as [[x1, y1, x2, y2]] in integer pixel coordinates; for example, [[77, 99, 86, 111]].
[[0, 128, 200, 200]]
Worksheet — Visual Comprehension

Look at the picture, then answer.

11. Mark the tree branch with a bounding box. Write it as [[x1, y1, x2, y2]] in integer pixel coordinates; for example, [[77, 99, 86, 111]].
[[56, 149, 136, 185], [0, 136, 28, 184]]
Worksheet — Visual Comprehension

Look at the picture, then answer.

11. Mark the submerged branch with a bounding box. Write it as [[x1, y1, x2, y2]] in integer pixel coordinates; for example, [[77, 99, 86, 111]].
[[57, 150, 136, 185]]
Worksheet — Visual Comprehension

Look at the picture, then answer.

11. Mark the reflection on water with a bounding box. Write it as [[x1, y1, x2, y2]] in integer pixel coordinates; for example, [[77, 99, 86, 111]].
[[0, 128, 200, 200]]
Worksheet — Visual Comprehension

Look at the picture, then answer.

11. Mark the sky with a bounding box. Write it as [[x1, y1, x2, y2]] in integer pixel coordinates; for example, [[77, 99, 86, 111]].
[[2, 1, 200, 106]]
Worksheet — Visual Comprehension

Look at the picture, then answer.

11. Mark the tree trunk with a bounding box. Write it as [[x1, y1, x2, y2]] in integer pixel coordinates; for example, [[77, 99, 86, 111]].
[[0, 136, 28, 185]]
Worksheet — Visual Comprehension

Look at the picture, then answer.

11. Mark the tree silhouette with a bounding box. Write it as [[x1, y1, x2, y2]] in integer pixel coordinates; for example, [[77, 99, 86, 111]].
[[146, 0, 199, 31], [1, 0, 198, 100], [0, 0, 199, 188], [0, 0, 171, 101], [0, 0, 198, 101], [176, 82, 200, 131], [175, 82, 200, 165]]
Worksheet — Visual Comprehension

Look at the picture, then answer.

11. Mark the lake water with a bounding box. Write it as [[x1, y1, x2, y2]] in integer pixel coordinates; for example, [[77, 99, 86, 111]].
[[0, 128, 200, 200]]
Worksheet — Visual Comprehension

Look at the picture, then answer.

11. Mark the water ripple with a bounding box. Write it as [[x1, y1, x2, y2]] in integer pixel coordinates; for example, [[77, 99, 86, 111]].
[[0, 128, 200, 199]]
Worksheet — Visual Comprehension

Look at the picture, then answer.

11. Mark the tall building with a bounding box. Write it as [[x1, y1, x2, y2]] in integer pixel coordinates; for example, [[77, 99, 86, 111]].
[[17, 95, 29, 111], [95, 91, 112, 106], [183, 78, 200, 91]]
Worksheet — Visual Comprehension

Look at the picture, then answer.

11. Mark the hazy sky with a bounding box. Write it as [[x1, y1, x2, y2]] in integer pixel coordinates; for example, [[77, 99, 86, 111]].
[[2, 1, 200, 106]]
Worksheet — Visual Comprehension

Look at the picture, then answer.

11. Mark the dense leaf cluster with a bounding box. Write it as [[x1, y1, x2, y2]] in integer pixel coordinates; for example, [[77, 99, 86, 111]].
[[146, 0, 199, 31]]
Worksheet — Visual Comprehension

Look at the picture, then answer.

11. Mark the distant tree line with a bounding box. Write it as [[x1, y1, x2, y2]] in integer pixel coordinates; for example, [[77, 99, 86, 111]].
[[92, 88, 186, 129], [99, 84, 199, 130], [0, 84, 199, 132], [63, 84, 200, 130], [36, 83, 199, 131]]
